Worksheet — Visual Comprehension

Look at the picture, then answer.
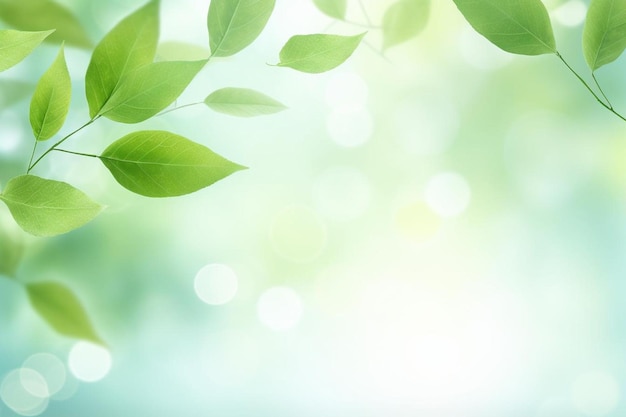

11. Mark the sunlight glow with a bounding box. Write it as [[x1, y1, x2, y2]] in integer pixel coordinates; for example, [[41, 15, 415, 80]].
[[194, 263, 238, 305], [0, 369, 49, 416], [68, 342, 112, 383], [571, 371, 620, 417], [257, 287, 303, 331], [424, 172, 471, 217]]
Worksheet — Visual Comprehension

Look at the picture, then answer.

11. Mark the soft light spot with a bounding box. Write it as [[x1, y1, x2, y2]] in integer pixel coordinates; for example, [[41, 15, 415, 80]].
[[22, 353, 66, 397], [325, 71, 368, 114], [552, 0, 587, 27], [424, 172, 471, 218], [394, 200, 440, 240], [194, 263, 238, 305], [257, 287, 303, 331], [571, 371, 620, 416], [18, 369, 48, 399], [327, 108, 373, 147], [458, 25, 512, 71], [270, 205, 327, 262], [68, 342, 112, 383], [536, 397, 575, 417], [0, 369, 48, 416], [313, 166, 371, 221], [394, 96, 458, 156]]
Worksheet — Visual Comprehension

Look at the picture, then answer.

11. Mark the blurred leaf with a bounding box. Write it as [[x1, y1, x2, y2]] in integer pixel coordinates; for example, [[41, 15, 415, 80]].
[[0, 80, 35, 109], [26, 281, 104, 345], [583, 0, 626, 70], [204, 87, 287, 117], [208, 0, 276, 57], [100, 60, 206, 123], [0, 175, 103, 237], [29, 45, 71, 141], [453, 0, 556, 55], [382, 0, 430, 50], [0, 225, 24, 278], [313, 0, 347, 19], [0, 0, 91, 48], [277, 33, 365, 73], [85, 1, 159, 119], [0, 29, 54, 72], [100, 130, 246, 197], [157, 41, 210, 61]]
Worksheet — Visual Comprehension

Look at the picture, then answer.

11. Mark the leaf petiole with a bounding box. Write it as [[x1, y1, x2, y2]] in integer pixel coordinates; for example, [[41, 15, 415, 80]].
[[156, 102, 204, 117], [592, 72, 613, 110], [54, 149, 99, 159]]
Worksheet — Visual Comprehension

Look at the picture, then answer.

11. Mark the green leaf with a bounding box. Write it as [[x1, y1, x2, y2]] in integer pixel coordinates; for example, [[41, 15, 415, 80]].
[[156, 41, 210, 61], [0, 0, 91, 48], [0, 175, 103, 237], [85, 1, 159, 119], [99, 59, 206, 123], [313, 0, 347, 19], [204, 87, 287, 117], [0, 80, 35, 110], [0, 29, 54, 72], [382, 0, 430, 50], [452, 0, 556, 55], [100, 130, 246, 197], [0, 225, 24, 278], [208, 0, 276, 57], [29, 45, 71, 141], [583, 0, 626, 70], [26, 281, 104, 345], [276, 33, 365, 73]]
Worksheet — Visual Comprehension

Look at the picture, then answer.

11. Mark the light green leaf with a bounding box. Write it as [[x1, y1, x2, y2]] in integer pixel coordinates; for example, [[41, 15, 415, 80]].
[[100, 130, 246, 197], [313, 0, 347, 19], [0, 175, 103, 237], [0, 225, 24, 278], [85, 1, 159, 119], [157, 41, 210, 61], [26, 281, 104, 345], [382, 0, 430, 50], [583, 0, 626, 70], [99, 59, 206, 123], [208, 0, 275, 57], [0, 80, 35, 110], [452, 0, 556, 55], [277, 33, 365, 73], [204, 87, 287, 117], [0, 29, 54, 72], [29, 45, 71, 141], [0, 0, 91, 48]]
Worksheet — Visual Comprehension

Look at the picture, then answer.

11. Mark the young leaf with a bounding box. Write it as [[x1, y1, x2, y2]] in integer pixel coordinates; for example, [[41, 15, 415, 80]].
[[99, 59, 206, 123], [0, 175, 103, 237], [208, 0, 275, 57], [0, 226, 23, 278], [382, 0, 430, 50], [313, 0, 347, 20], [204, 87, 287, 117], [100, 130, 246, 197], [85, 1, 159, 119], [0, 29, 54, 72], [26, 281, 104, 345], [29, 45, 71, 141], [276, 33, 365, 73], [583, 0, 626, 70], [0, 0, 91, 48], [157, 41, 210, 61], [452, 0, 556, 55]]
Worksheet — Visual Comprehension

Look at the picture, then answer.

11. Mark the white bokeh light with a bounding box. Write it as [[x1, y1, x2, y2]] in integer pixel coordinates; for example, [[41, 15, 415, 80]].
[[551, 0, 587, 27], [68, 342, 112, 383], [325, 71, 368, 114], [327, 108, 373, 148], [194, 263, 238, 305], [257, 287, 303, 331], [571, 371, 620, 417], [22, 353, 66, 397], [313, 166, 371, 221], [424, 172, 471, 217], [0, 369, 49, 416]]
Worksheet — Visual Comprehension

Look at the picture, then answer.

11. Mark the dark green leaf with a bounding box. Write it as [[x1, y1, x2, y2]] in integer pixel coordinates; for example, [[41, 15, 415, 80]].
[[0, 175, 103, 237], [26, 281, 104, 345], [382, 0, 430, 50], [0, 0, 91, 48], [0, 29, 53, 72], [29, 45, 71, 141], [208, 0, 275, 57], [100, 130, 246, 197], [85, 1, 159, 119], [99, 60, 206, 123], [583, 0, 626, 70], [453, 0, 556, 55], [313, 0, 347, 19], [204, 87, 287, 117], [277, 33, 365, 73]]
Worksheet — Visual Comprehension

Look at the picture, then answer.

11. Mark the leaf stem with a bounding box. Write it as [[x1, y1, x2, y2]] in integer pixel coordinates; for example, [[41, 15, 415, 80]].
[[357, 0, 374, 27], [26, 141, 38, 174], [343, 19, 380, 29], [28, 117, 99, 173], [54, 148, 99, 159], [556, 51, 626, 122], [156, 102, 204, 117], [591, 72, 613, 109]]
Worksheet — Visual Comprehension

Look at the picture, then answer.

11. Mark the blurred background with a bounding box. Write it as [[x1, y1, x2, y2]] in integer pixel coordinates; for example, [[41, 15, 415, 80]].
[[1, 0, 626, 415]]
